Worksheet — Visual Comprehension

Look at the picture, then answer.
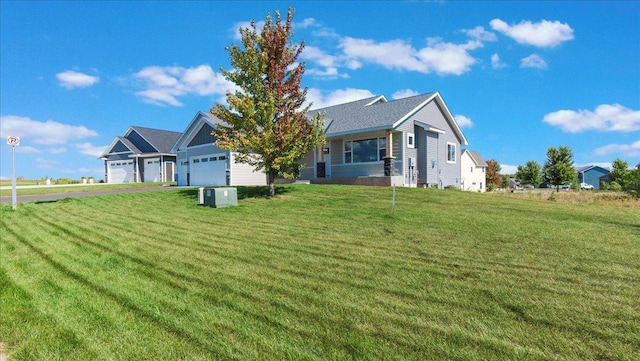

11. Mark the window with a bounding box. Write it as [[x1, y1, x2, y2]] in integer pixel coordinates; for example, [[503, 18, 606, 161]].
[[201, 157, 208, 162], [471, 166, 474, 173], [344, 137, 387, 163], [218, 155, 227, 161], [447, 143, 456, 163], [209, 156, 217, 161], [407, 133, 415, 149], [193, 158, 200, 163]]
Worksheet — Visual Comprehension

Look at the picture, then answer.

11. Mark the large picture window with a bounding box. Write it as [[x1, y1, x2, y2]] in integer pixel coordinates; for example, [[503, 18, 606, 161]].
[[447, 143, 457, 163], [344, 137, 386, 163]]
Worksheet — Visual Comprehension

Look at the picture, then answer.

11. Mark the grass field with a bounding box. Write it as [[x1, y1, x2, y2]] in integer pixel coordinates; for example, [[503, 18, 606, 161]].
[[1, 185, 639, 360], [0, 182, 172, 197]]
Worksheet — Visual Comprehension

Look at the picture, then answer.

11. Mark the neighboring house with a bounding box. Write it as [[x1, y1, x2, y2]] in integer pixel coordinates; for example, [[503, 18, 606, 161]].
[[299, 92, 468, 188], [636, 161, 640, 170], [460, 150, 486, 192], [575, 165, 610, 190], [99, 126, 181, 183], [170, 111, 267, 187]]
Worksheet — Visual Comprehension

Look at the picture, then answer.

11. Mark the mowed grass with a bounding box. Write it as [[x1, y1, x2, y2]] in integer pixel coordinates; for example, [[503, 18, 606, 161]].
[[1, 185, 638, 360]]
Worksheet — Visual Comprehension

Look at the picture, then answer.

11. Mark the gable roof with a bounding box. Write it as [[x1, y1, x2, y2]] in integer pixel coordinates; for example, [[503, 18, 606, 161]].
[[463, 149, 487, 167], [171, 111, 226, 152], [126, 126, 182, 153], [575, 165, 610, 174], [99, 125, 181, 159], [308, 92, 467, 145]]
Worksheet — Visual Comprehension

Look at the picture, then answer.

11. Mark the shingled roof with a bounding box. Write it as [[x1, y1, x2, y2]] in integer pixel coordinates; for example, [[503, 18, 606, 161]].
[[308, 93, 437, 136], [129, 126, 182, 153]]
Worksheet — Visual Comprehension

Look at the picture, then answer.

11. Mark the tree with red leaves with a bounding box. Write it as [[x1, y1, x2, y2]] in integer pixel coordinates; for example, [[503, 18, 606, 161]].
[[485, 159, 502, 191], [211, 8, 325, 197]]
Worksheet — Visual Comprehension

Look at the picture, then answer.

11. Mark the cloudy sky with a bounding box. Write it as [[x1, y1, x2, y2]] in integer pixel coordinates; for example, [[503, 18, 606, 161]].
[[1, 1, 638, 180]]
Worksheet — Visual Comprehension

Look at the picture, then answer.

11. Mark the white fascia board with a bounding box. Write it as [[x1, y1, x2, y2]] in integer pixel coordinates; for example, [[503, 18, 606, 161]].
[[365, 95, 388, 106], [433, 92, 469, 146], [392, 93, 438, 129], [171, 111, 216, 152], [414, 120, 446, 134]]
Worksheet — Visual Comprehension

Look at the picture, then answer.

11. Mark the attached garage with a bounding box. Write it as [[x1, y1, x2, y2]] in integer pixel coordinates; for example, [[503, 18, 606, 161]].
[[108, 160, 134, 183], [143, 157, 161, 182], [190, 154, 227, 186]]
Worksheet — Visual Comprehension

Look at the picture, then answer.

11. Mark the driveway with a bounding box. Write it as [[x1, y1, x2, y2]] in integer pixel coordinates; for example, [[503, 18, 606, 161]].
[[0, 186, 178, 204]]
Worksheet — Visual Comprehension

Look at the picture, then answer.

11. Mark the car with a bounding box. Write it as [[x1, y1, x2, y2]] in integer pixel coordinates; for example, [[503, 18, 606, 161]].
[[580, 182, 594, 190]]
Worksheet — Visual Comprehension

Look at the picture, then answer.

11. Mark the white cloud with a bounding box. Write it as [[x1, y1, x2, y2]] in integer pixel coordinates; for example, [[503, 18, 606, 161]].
[[56, 70, 99, 89], [306, 88, 375, 109], [339, 36, 481, 76], [303, 45, 349, 79], [0, 115, 98, 145], [543, 104, 640, 133], [520, 54, 547, 69], [296, 18, 316, 29], [463, 26, 497, 42], [133, 65, 234, 106], [594, 140, 640, 158], [48, 147, 67, 154], [15, 145, 40, 154], [501, 164, 518, 175], [490, 18, 574, 48], [75, 142, 108, 157], [455, 114, 474, 128], [491, 53, 506, 69], [35, 158, 58, 169], [392, 89, 419, 100]]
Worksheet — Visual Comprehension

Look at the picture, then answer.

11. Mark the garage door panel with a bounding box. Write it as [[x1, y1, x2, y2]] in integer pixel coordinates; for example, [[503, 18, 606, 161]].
[[108, 160, 134, 183], [190, 155, 227, 186]]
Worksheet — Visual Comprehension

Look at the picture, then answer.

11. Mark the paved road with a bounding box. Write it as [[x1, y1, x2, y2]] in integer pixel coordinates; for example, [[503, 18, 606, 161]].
[[0, 186, 178, 204]]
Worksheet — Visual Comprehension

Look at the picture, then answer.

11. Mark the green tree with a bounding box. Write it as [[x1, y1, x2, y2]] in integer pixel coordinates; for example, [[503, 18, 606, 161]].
[[211, 8, 325, 197], [516, 160, 542, 187], [485, 159, 502, 191], [624, 170, 640, 199], [542, 146, 576, 192], [609, 158, 630, 188]]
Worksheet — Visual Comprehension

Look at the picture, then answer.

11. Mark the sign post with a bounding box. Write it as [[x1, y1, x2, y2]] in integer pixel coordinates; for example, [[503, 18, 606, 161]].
[[7, 135, 20, 210]]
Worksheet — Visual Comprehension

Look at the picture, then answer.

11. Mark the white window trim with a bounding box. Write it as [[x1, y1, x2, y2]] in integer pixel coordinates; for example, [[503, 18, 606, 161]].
[[343, 137, 387, 164], [407, 132, 415, 149], [447, 142, 457, 164]]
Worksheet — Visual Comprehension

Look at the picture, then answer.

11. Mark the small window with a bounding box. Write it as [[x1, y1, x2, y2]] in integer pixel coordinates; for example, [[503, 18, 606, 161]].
[[471, 166, 474, 173], [210, 156, 217, 161], [193, 159, 200, 163], [201, 158, 208, 162], [218, 155, 227, 161], [447, 143, 456, 163], [407, 133, 415, 149]]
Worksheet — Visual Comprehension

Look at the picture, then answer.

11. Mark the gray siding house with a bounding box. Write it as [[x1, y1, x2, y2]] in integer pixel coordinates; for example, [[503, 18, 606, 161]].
[[99, 126, 181, 183], [171, 111, 267, 187], [299, 92, 468, 188]]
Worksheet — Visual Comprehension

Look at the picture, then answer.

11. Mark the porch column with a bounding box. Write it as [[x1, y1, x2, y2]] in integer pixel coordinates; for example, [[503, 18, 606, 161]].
[[383, 130, 396, 176]]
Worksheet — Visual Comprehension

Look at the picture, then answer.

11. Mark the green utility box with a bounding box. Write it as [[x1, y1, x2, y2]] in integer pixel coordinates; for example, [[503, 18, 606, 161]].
[[204, 187, 238, 208]]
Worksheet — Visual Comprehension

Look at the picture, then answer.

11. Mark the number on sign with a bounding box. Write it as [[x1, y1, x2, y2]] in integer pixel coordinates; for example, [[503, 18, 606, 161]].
[[7, 136, 20, 146]]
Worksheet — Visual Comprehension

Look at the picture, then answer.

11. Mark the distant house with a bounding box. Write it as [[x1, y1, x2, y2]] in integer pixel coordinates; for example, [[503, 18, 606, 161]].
[[575, 165, 610, 190], [99, 126, 181, 183], [298, 92, 468, 188], [170, 111, 267, 187], [460, 150, 486, 192], [636, 161, 640, 170]]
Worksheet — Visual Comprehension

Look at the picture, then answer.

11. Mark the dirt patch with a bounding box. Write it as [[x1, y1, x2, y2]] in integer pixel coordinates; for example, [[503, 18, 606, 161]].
[[0, 342, 7, 361]]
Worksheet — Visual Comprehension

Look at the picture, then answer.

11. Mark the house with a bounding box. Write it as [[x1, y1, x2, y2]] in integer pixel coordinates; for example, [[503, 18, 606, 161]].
[[170, 111, 267, 187], [298, 92, 468, 188], [460, 150, 486, 192], [575, 165, 609, 190], [99, 126, 181, 183]]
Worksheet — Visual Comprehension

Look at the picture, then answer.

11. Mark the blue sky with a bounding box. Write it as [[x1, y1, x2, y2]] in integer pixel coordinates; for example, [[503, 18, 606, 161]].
[[1, 1, 639, 180]]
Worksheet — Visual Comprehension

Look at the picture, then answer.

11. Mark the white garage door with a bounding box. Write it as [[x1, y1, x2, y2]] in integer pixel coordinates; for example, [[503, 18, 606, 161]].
[[144, 157, 161, 182], [190, 154, 227, 186], [108, 160, 134, 183]]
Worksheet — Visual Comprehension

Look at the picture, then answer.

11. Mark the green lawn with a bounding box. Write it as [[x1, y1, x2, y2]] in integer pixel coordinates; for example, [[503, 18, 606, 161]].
[[1, 185, 638, 360], [0, 182, 172, 197]]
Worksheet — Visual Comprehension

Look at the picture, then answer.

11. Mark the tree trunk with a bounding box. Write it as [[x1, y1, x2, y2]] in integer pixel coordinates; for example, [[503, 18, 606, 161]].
[[268, 172, 276, 198]]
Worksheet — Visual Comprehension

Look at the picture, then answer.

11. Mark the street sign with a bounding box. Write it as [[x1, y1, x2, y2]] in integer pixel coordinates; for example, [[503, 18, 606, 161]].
[[7, 135, 20, 146]]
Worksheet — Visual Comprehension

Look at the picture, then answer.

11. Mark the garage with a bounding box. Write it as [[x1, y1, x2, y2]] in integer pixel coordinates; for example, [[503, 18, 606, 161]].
[[143, 157, 161, 182], [190, 154, 227, 186], [108, 160, 134, 183]]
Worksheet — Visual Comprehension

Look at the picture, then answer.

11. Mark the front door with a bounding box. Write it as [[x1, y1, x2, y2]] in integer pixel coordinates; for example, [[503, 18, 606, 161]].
[[324, 144, 331, 177]]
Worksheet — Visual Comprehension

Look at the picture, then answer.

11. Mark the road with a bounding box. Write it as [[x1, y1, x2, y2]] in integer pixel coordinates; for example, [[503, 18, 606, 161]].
[[0, 185, 178, 204]]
